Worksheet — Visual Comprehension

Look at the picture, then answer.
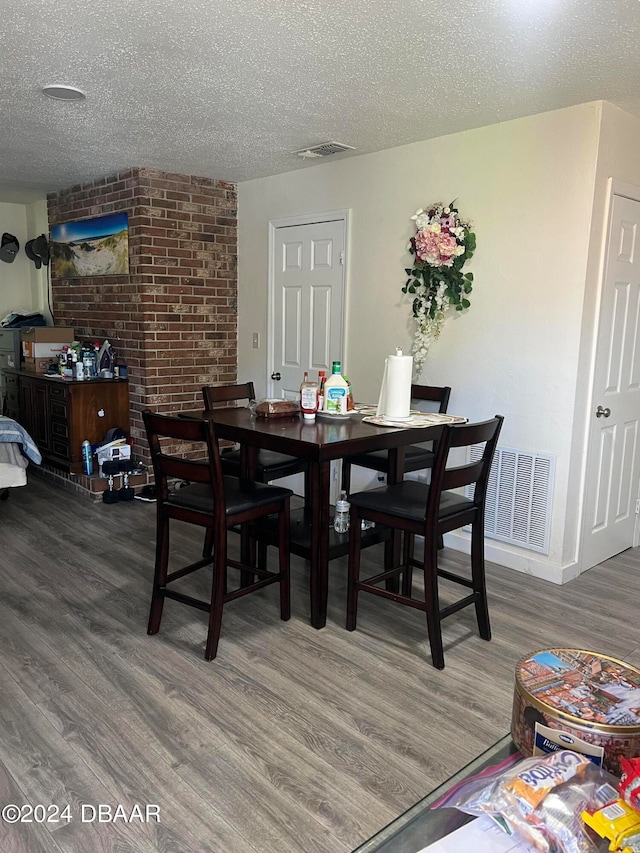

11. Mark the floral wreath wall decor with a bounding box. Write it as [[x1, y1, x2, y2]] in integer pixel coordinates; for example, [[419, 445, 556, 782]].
[[402, 201, 476, 377]]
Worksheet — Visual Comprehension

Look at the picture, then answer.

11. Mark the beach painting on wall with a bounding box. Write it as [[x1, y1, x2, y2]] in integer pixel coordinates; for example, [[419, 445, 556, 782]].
[[51, 212, 129, 278]]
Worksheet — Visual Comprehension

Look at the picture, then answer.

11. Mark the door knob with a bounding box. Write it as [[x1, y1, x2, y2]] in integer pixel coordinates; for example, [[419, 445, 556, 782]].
[[271, 371, 281, 381], [596, 405, 611, 418]]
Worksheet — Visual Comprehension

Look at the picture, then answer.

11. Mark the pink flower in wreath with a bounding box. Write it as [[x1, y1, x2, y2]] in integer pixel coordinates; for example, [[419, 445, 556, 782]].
[[414, 227, 442, 266], [438, 232, 461, 259], [414, 227, 462, 267]]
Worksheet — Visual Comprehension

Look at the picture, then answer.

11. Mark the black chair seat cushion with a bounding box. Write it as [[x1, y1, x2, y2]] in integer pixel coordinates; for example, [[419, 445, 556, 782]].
[[349, 480, 472, 523], [346, 443, 435, 474], [168, 477, 293, 516], [221, 448, 303, 479]]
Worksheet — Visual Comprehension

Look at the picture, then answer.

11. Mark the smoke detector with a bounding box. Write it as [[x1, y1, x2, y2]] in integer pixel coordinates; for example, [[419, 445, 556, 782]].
[[293, 141, 355, 159]]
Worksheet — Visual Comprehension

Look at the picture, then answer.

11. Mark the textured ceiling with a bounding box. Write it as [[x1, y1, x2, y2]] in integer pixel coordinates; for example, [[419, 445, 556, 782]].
[[1, 0, 640, 203]]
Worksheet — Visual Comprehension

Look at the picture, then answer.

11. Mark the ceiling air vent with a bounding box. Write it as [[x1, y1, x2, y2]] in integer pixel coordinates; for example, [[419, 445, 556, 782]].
[[294, 141, 355, 159]]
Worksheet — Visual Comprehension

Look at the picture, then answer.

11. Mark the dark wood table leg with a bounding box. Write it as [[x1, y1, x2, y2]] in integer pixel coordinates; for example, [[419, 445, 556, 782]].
[[384, 446, 405, 592], [309, 459, 330, 629], [239, 444, 257, 586]]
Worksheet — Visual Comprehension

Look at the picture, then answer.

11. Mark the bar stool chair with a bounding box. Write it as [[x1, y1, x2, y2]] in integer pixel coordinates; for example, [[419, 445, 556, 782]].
[[143, 410, 292, 661], [202, 382, 308, 484], [346, 415, 503, 670], [341, 384, 451, 493]]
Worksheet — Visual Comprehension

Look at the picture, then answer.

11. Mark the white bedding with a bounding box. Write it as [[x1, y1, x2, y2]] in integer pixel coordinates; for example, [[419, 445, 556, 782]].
[[0, 460, 27, 488], [0, 441, 28, 489]]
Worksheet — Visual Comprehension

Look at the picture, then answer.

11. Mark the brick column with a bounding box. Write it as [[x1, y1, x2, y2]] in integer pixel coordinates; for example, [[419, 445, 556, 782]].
[[48, 168, 237, 464]]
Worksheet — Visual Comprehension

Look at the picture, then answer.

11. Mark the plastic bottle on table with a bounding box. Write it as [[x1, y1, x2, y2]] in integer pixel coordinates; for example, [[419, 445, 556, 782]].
[[323, 361, 349, 414], [300, 374, 319, 420], [317, 370, 326, 411]]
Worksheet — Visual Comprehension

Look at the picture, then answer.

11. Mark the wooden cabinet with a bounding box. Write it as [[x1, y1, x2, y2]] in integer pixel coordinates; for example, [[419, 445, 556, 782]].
[[3, 369, 130, 473]]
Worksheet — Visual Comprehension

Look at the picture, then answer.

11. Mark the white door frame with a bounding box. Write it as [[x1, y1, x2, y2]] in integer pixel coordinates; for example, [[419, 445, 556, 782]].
[[266, 209, 349, 396], [580, 177, 640, 566]]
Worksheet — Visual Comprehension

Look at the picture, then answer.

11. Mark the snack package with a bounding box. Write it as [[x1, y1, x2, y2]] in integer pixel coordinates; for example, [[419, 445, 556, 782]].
[[619, 757, 640, 813], [447, 750, 618, 853]]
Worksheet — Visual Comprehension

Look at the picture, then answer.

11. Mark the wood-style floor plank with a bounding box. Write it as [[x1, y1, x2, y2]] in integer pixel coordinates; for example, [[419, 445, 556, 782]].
[[0, 473, 638, 851]]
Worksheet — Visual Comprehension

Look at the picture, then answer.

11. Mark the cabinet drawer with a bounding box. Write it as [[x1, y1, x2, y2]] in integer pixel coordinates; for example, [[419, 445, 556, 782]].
[[48, 384, 69, 401], [50, 400, 68, 420], [51, 440, 70, 460], [51, 421, 69, 440]]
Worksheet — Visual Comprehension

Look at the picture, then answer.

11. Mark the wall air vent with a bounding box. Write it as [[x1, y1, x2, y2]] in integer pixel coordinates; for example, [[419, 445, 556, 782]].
[[294, 141, 356, 159], [465, 445, 555, 555]]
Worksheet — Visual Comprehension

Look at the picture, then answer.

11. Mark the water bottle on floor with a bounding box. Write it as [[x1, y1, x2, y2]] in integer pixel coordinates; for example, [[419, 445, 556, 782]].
[[333, 490, 350, 534]]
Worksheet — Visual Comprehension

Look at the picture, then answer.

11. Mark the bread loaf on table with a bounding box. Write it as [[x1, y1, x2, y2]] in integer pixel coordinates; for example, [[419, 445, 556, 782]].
[[255, 399, 300, 418]]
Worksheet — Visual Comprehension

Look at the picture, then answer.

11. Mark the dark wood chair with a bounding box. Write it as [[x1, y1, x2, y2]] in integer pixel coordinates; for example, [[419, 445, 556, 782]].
[[346, 415, 504, 670], [340, 384, 451, 493], [142, 410, 292, 661], [202, 382, 309, 484]]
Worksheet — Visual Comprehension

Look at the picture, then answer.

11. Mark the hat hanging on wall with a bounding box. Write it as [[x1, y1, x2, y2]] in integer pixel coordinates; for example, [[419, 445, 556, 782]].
[[0, 233, 19, 263], [25, 239, 41, 268], [24, 234, 50, 269]]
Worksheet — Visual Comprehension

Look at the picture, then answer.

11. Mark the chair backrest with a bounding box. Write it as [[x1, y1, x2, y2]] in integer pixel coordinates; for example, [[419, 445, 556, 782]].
[[202, 382, 256, 410], [427, 415, 504, 517], [142, 410, 224, 517], [410, 384, 451, 414]]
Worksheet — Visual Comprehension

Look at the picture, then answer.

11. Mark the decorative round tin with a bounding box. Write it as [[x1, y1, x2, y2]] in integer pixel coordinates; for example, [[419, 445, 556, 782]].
[[512, 649, 640, 774]]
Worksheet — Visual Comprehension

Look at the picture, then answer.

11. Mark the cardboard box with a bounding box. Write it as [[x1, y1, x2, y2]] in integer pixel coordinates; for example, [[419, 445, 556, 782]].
[[97, 440, 131, 472], [21, 326, 74, 359], [22, 341, 70, 358], [23, 356, 54, 374]]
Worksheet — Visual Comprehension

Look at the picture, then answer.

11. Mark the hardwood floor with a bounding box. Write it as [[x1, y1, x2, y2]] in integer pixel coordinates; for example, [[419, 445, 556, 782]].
[[1, 473, 638, 852]]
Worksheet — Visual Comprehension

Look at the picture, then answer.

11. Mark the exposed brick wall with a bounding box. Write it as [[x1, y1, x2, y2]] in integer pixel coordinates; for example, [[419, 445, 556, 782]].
[[47, 167, 237, 465]]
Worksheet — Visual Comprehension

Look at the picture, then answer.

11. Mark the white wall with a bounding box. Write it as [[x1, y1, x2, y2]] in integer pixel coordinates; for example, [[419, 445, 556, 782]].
[[238, 103, 603, 581], [0, 198, 49, 321]]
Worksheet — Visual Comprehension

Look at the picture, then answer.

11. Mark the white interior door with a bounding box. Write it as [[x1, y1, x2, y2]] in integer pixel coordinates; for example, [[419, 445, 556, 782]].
[[581, 191, 640, 569], [270, 217, 346, 400]]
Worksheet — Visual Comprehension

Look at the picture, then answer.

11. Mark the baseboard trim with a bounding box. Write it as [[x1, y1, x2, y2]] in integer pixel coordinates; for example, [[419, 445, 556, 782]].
[[444, 530, 580, 585]]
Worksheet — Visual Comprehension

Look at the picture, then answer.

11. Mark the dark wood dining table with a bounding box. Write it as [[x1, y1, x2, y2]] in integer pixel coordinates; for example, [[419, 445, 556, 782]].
[[185, 407, 446, 629]]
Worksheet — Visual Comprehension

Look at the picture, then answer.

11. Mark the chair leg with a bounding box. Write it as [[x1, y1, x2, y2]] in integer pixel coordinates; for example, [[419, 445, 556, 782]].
[[471, 520, 491, 641], [346, 510, 362, 631], [401, 533, 414, 597], [384, 536, 400, 593], [205, 532, 227, 661], [423, 540, 445, 670], [147, 511, 169, 635], [278, 501, 291, 621], [203, 525, 214, 558], [341, 459, 352, 495], [257, 541, 268, 571], [240, 523, 256, 587]]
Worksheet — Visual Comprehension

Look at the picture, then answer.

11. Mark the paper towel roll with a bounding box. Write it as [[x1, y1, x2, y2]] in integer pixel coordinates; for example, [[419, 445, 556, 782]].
[[376, 348, 413, 420]]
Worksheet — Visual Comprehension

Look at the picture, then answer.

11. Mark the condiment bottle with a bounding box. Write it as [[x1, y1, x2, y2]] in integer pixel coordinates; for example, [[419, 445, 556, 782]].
[[344, 376, 355, 411], [323, 361, 349, 414], [300, 374, 319, 420], [317, 370, 326, 411]]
